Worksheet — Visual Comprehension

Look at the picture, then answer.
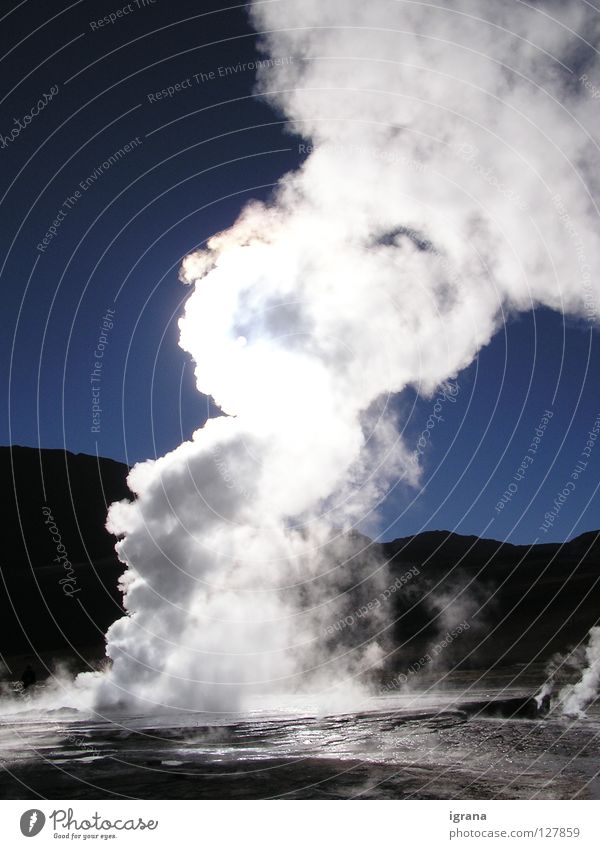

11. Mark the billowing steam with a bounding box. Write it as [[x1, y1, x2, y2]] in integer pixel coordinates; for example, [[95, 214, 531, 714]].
[[561, 627, 600, 716], [91, 1, 600, 712], [537, 627, 600, 717]]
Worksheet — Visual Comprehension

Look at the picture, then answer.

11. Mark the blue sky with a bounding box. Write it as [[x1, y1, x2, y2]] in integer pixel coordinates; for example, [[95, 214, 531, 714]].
[[2, 0, 598, 545]]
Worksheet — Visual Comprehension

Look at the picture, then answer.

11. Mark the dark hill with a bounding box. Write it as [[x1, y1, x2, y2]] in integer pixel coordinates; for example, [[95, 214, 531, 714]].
[[0, 446, 129, 670], [383, 529, 600, 668], [1, 445, 129, 569], [1, 447, 598, 680]]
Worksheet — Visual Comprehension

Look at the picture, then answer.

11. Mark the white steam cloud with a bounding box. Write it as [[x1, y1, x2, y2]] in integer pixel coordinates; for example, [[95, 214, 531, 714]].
[[538, 627, 600, 716], [90, 0, 600, 712], [560, 627, 600, 716]]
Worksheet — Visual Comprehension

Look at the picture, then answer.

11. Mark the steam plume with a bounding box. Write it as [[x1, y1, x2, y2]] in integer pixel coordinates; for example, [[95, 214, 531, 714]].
[[92, 1, 600, 712], [559, 627, 600, 717]]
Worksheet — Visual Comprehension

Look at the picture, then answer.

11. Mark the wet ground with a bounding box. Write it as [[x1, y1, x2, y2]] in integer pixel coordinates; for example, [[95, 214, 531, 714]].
[[1, 681, 599, 799]]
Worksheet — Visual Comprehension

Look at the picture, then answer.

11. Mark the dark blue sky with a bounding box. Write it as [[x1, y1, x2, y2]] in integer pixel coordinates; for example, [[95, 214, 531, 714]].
[[2, 0, 598, 545]]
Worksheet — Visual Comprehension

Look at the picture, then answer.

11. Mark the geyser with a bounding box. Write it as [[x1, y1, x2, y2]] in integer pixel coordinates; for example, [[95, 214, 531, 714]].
[[91, 0, 600, 712]]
